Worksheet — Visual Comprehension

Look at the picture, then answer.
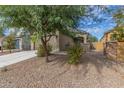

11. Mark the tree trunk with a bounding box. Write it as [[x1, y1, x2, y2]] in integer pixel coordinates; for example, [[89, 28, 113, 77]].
[[33, 42, 35, 50], [41, 38, 49, 62], [9, 44, 12, 53], [9, 49, 11, 53], [1, 46, 3, 53], [44, 43, 49, 62]]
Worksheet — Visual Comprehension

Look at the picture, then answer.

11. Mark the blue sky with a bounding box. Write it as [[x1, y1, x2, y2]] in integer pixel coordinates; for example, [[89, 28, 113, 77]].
[[78, 5, 122, 40]]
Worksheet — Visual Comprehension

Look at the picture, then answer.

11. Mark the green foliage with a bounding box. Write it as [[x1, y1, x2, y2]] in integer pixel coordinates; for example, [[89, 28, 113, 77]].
[[88, 35, 98, 42], [113, 10, 124, 25], [111, 26, 124, 41], [0, 26, 4, 37], [37, 45, 45, 57], [67, 44, 84, 64], [31, 32, 38, 43], [4, 34, 16, 52], [0, 6, 85, 37], [37, 44, 52, 57], [0, 5, 86, 61]]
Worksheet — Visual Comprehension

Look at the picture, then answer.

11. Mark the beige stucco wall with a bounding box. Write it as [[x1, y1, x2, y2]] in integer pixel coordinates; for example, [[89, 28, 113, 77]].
[[46, 31, 89, 52], [75, 34, 88, 44], [101, 30, 117, 43], [117, 42, 124, 62], [59, 32, 74, 51], [48, 35, 59, 52], [93, 42, 104, 51], [105, 42, 124, 62], [48, 31, 89, 51]]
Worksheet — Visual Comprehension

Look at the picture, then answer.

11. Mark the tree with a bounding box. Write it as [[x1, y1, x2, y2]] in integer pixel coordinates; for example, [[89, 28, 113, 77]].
[[111, 26, 124, 41], [30, 32, 38, 50], [4, 34, 16, 53], [88, 35, 98, 42], [113, 9, 124, 26], [0, 25, 4, 37], [0, 6, 85, 62], [112, 8, 124, 41]]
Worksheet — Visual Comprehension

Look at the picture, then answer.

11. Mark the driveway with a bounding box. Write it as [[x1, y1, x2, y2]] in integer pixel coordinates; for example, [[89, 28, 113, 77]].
[[0, 50, 36, 68]]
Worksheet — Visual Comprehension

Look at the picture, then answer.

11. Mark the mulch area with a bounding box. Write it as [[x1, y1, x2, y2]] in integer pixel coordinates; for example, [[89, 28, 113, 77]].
[[0, 52, 124, 88]]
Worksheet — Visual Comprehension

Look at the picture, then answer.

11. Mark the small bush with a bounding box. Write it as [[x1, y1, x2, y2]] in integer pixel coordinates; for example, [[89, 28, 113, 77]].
[[67, 44, 84, 64], [3, 35, 16, 53], [37, 44, 52, 57]]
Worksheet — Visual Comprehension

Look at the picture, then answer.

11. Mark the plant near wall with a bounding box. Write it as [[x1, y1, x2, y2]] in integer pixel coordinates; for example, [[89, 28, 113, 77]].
[[111, 26, 124, 41], [67, 44, 84, 64], [112, 9, 124, 41], [37, 44, 52, 57]]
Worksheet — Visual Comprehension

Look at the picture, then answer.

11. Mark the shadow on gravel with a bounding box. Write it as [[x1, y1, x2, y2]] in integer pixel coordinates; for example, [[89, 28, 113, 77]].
[[49, 54, 68, 67], [78, 51, 124, 76], [48, 51, 124, 77]]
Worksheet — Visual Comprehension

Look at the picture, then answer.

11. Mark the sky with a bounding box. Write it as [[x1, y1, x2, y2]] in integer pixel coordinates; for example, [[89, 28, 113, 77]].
[[78, 5, 122, 40]]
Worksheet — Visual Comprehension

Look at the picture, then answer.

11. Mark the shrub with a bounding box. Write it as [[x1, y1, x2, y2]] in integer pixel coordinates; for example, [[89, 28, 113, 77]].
[[4, 35, 16, 53], [67, 44, 84, 64], [37, 44, 52, 57]]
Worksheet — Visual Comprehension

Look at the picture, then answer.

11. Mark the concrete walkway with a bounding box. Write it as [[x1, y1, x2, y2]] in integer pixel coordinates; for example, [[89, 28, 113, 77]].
[[0, 51, 36, 68]]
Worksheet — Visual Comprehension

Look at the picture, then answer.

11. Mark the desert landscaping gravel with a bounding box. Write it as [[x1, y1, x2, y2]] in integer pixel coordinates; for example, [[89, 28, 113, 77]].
[[0, 51, 124, 88]]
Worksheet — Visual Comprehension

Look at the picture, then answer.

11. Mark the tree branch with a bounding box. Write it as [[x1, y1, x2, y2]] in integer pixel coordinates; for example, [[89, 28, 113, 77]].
[[46, 35, 52, 43]]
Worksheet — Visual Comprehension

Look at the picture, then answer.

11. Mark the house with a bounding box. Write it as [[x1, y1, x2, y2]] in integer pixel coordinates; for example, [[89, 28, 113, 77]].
[[48, 30, 90, 52], [94, 29, 116, 52], [16, 29, 90, 52], [15, 30, 33, 50], [0, 28, 35, 51], [92, 29, 116, 52], [100, 27, 124, 62], [12, 27, 90, 52], [100, 30, 116, 43], [0, 28, 90, 52]]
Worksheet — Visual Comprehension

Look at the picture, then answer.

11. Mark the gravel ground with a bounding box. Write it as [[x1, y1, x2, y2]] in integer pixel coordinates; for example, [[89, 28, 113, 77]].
[[0, 51, 124, 88]]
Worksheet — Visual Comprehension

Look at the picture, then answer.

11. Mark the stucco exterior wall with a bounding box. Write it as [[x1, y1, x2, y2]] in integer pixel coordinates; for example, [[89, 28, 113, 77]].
[[48, 31, 89, 52], [48, 31, 75, 51], [117, 42, 124, 62], [59, 32, 74, 51], [101, 30, 117, 43], [105, 42, 124, 62], [93, 42, 104, 51], [48, 35, 59, 52], [75, 34, 88, 44]]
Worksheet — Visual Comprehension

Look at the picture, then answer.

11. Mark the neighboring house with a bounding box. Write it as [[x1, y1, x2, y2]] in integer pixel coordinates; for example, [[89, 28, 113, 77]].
[[15, 30, 34, 50], [0, 28, 35, 51], [93, 30, 116, 52], [100, 29, 116, 43], [100, 27, 124, 62]]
